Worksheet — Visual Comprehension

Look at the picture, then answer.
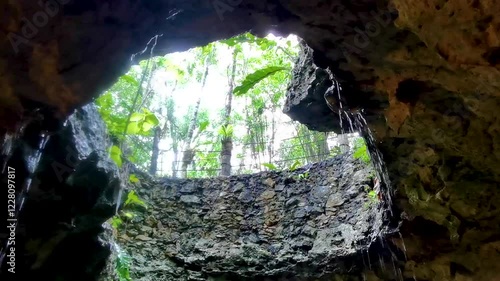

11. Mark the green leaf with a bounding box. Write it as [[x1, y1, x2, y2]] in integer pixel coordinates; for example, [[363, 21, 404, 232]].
[[123, 211, 136, 219], [353, 137, 371, 163], [233, 66, 288, 96], [126, 121, 141, 134], [145, 112, 160, 126], [116, 247, 132, 281], [121, 74, 139, 87], [142, 121, 155, 132], [262, 163, 277, 170], [124, 190, 147, 208], [110, 145, 123, 168], [218, 124, 234, 139], [198, 120, 210, 133], [289, 160, 302, 171], [129, 174, 140, 183], [129, 112, 145, 122], [368, 190, 377, 199], [111, 216, 123, 229]]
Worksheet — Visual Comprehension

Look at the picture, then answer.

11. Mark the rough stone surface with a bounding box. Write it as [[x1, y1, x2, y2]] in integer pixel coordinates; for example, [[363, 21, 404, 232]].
[[283, 41, 336, 132], [1, 0, 500, 280], [110, 156, 383, 280], [0, 104, 121, 279]]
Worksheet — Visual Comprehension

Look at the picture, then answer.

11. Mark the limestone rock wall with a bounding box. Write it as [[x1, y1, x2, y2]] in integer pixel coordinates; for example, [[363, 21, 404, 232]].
[[0, 104, 121, 280], [112, 157, 384, 280]]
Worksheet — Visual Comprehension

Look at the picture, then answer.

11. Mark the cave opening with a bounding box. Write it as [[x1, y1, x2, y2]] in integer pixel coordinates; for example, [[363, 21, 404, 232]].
[[2, 1, 500, 280], [0, 28, 397, 280], [90, 32, 397, 281], [94, 32, 370, 179]]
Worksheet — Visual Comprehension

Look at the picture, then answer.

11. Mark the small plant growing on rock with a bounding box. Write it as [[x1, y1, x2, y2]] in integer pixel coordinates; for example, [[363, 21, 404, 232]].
[[353, 137, 370, 163], [109, 190, 147, 232], [262, 163, 278, 171], [293, 170, 310, 181], [116, 246, 132, 281], [363, 186, 379, 209], [289, 160, 302, 171]]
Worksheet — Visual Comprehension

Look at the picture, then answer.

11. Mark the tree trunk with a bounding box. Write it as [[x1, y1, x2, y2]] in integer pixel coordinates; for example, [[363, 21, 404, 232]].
[[220, 139, 233, 176], [149, 126, 161, 175], [166, 101, 179, 178], [319, 132, 330, 161], [267, 113, 276, 163], [219, 49, 237, 176], [180, 63, 209, 178]]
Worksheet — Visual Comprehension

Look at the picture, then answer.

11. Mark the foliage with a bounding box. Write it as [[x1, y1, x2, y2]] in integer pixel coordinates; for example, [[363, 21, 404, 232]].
[[110, 191, 143, 281], [96, 32, 330, 178], [368, 190, 377, 199], [363, 185, 379, 209], [262, 163, 277, 171], [289, 160, 302, 171], [116, 246, 132, 281], [293, 170, 310, 181], [218, 124, 234, 140], [126, 109, 160, 135], [95, 60, 161, 169], [233, 66, 289, 96], [111, 216, 123, 229], [353, 137, 370, 163], [220, 33, 277, 50], [124, 190, 147, 209], [278, 125, 331, 169], [129, 174, 140, 183], [110, 145, 123, 168]]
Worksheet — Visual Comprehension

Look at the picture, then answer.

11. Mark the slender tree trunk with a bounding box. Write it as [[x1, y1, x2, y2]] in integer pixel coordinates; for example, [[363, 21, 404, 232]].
[[338, 133, 350, 153], [162, 82, 179, 178], [172, 149, 179, 178], [220, 49, 237, 176], [166, 101, 179, 178], [181, 63, 209, 178], [149, 126, 161, 175], [305, 133, 316, 163], [267, 113, 276, 163], [319, 132, 330, 161]]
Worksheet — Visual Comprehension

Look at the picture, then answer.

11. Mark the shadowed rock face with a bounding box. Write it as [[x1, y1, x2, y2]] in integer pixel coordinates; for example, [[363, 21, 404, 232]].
[[109, 157, 385, 280], [0, 104, 120, 280], [283, 42, 337, 132], [1, 0, 500, 280]]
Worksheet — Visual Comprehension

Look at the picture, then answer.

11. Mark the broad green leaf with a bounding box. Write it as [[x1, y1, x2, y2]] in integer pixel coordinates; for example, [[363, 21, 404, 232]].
[[121, 75, 139, 86], [289, 160, 302, 171], [262, 163, 277, 170], [129, 112, 145, 122], [110, 145, 122, 168], [218, 124, 234, 138], [198, 120, 210, 133], [233, 66, 288, 96], [142, 121, 154, 132], [129, 174, 140, 183], [124, 190, 147, 208], [126, 121, 141, 134], [145, 113, 160, 127]]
